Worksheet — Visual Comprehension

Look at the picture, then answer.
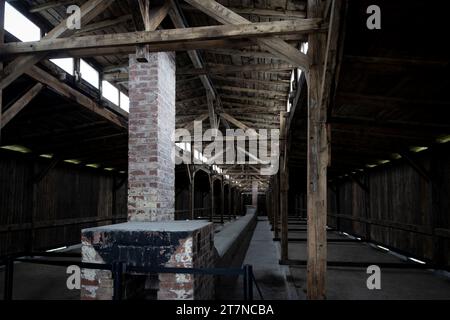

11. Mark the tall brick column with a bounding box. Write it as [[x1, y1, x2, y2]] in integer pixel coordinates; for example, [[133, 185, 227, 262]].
[[128, 52, 175, 222], [81, 52, 215, 300]]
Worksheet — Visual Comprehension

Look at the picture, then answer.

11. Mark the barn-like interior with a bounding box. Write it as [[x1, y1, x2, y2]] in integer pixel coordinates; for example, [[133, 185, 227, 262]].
[[0, 0, 449, 300]]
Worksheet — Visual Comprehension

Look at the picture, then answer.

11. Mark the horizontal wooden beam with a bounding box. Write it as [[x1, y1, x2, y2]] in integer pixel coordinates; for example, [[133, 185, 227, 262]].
[[0, 19, 323, 57], [181, 4, 306, 19], [211, 75, 290, 87], [0, 0, 113, 90], [206, 48, 281, 59], [179, 63, 294, 75], [75, 15, 133, 36], [46, 39, 253, 58], [217, 85, 288, 98]]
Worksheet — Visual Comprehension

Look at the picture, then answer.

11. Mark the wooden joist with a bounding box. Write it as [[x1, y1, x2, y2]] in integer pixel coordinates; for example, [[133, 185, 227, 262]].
[[217, 85, 288, 98], [0, 0, 114, 90], [184, 0, 313, 69], [182, 4, 306, 19], [0, 20, 323, 57], [211, 75, 290, 87], [172, 63, 293, 76], [75, 15, 133, 36], [206, 48, 281, 60]]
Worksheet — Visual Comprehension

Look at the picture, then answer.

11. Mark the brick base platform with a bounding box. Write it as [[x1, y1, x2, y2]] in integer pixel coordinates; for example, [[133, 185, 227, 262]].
[[81, 221, 215, 300]]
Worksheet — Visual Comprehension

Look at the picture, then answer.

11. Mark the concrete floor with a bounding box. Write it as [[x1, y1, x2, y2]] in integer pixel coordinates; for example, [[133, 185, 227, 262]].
[[2, 216, 450, 300], [287, 227, 450, 300], [0, 253, 81, 300]]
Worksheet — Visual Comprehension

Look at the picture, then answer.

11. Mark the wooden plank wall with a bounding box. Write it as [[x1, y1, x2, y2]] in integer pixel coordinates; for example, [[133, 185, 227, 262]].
[[0, 151, 127, 256], [328, 145, 450, 266]]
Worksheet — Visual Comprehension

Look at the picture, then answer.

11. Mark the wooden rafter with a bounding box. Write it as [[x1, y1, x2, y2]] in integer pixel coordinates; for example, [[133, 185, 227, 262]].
[[0, 0, 114, 90], [184, 0, 313, 70], [1, 83, 44, 128]]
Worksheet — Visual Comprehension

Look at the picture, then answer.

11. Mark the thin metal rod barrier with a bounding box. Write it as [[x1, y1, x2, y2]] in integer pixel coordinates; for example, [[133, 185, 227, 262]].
[[1, 254, 255, 301]]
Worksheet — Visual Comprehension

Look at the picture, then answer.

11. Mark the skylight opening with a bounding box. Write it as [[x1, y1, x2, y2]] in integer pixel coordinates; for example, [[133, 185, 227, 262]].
[[50, 58, 74, 75], [437, 135, 450, 144], [301, 42, 309, 54], [408, 257, 426, 265], [46, 246, 67, 252], [410, 146, 428, 153], [102, 81, 119, 105], [376, 245, 390, 252], [64, 159, 81, 165], [86, 163, 100, 169], [80, 59, 99, 88], [5, 3, 41, 42], [120, 92, 130, 112], [1, 145, 32, 153]]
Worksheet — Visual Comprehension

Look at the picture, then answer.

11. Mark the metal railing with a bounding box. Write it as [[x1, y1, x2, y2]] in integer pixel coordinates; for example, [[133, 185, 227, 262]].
[[1, 252, 260, 301]]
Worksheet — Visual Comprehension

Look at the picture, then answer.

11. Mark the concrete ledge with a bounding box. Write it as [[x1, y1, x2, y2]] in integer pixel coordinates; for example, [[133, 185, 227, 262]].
[[214, 213, 257, 267]]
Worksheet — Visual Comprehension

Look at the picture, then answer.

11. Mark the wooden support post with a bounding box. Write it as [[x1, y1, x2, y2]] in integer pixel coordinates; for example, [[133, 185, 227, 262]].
[[430, 150, 445, 267], [189, 173, 195, 220], [273, 173, 280, 238], [220, 179, 225, 224], [210, 176, 214, 222], [228, 185, 232, 221], [280, 111, 289, 261], [0, 0, 4, 142], [306, 0, 329, 300]]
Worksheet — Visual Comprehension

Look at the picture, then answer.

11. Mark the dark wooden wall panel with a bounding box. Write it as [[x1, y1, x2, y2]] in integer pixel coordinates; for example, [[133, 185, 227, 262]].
[[328, 146, 450, 266], [0, 152, 127, 256]]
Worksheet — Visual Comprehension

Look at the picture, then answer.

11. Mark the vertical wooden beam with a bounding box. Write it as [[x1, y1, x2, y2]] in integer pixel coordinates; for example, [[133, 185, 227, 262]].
[[0, 0, 4, 142], [273, 173, 280, 238], [306, 0, 329, 300], [190, 173, 195, 220], [280, 111, 289, 261], [209, 176, 214, 222], [220, 178, 225, 224], [228, 184, 232, 221]]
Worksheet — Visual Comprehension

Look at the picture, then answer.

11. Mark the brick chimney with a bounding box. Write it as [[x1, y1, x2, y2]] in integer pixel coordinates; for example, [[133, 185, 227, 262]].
[[81, 52, 215, 300]]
